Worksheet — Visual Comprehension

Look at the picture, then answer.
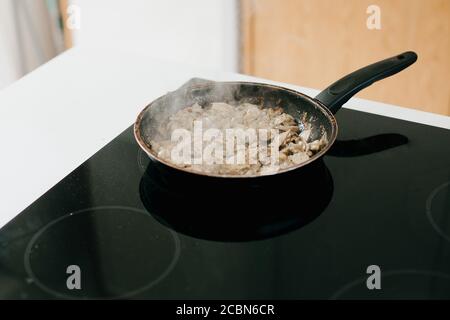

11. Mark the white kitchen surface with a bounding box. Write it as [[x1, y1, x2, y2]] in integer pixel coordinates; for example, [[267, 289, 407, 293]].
[[0, 46, 449, 229]]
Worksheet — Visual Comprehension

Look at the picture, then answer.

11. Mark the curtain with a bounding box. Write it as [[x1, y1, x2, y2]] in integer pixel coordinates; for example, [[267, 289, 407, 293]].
[[0, 0, 64, 89]]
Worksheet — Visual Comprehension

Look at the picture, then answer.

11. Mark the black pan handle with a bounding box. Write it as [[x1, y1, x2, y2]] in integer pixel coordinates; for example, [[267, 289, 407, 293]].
[[315, 51, 417, 114]]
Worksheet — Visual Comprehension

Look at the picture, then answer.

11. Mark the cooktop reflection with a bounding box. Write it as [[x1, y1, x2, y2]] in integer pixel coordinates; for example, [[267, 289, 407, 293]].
[[0, 108, 449, 299]]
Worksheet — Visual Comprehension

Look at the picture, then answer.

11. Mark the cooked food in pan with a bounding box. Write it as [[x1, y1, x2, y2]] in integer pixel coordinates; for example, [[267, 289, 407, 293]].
[[149, 102, 328, 175]]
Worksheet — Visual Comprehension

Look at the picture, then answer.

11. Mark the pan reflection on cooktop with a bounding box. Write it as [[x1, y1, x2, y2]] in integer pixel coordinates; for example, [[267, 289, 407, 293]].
[[139, 160, 334, 242]]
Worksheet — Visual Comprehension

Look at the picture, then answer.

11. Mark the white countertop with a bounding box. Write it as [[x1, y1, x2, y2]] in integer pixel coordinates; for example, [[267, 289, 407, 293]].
[[0, 46, 449, 228]]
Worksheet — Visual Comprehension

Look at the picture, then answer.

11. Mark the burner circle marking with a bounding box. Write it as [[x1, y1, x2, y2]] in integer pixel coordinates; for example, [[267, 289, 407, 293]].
[[24, 205, 181, 299], [426, 181, 450, 242], [330, 269, 450, 299]]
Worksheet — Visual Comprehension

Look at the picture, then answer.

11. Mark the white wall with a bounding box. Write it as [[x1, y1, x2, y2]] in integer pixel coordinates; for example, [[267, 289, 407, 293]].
[[71, 0, 239, 72]]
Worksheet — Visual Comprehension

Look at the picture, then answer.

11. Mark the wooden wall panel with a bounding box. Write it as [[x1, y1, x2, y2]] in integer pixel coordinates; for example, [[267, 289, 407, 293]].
[[59, 0, 73, 49], [241, 0, 450, 115]]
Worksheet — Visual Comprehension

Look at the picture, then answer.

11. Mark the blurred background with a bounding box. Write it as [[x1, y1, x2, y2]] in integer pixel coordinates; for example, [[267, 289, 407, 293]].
[[0, 0, 449, 115]]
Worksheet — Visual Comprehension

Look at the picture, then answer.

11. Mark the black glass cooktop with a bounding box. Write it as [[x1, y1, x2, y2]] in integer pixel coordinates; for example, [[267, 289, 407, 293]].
[[1, 108, 449, 299]]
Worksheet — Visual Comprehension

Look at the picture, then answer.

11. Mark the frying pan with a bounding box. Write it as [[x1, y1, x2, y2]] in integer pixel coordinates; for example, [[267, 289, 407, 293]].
[[134, 51, 417, 188]]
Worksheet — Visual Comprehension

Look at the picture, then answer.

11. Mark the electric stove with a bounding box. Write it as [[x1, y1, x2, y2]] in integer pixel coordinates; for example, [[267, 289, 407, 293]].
[[1, 108, 449, 299]]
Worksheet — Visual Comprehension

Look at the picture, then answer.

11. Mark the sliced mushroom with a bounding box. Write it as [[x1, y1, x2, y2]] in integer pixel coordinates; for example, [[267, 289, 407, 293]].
[[149, 102, 328, 175]]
